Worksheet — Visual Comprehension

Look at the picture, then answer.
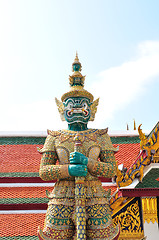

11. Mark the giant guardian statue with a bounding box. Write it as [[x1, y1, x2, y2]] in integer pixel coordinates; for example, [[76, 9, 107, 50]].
[[38, 53, 119, 240]]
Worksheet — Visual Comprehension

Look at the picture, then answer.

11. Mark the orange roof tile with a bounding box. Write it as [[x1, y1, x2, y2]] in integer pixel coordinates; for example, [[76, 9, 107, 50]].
[[0, 143, 140, 174], [0, 186, 117, 199], [113, 143, 140, 169], [0, 214, 45, 237], [0, 186, 53, 199], [0, 144, 42, 173]]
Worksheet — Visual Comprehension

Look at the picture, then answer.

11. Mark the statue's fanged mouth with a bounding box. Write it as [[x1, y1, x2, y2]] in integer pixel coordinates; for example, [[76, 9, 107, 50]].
[[67, 108, 88, 116]]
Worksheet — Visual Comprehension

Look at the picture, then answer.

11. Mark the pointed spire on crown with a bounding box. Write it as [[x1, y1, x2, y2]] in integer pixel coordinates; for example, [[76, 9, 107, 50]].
[[61, 52, 94, 102], [75, 51, 79, 62], [70, 52, 84, 87], [72, 51, 82, 72]]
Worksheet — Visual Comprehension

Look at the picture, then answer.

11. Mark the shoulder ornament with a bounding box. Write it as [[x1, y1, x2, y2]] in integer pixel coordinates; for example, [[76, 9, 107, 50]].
[[38, 130, 60, 153], [55, 98, 65, 121], [47, 129, 61, 137], [90, 98, 99, 121], [96, 128, 119, 152], [97, 128, 108, 136]]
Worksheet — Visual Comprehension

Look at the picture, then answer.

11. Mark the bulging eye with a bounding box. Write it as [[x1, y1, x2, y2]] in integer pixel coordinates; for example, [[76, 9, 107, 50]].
[[82, 102, 88, 108], [67, 102, 73, 109]]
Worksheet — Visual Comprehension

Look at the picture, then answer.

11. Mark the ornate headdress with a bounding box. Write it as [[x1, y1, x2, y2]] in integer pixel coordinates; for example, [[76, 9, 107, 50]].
[[55, 53, 99, 121], [61, 52, 94, 102]]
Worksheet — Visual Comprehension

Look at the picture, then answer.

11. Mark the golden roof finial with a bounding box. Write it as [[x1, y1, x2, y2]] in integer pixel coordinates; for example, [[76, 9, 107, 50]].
[[134, 119, 136, 130]]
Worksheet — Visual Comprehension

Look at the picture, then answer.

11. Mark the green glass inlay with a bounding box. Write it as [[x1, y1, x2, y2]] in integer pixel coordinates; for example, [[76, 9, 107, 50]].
[[0, 197, 48, 204], [0, 137, 45, 145], [0, 236, 38, 240], [0, 172, 39, 177], [136, 168, 159, 188], [73, 63, 81, 72]]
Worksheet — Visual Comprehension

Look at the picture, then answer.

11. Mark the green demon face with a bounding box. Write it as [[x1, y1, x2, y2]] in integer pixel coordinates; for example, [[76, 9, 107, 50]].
[[63, 97, 91, 124]]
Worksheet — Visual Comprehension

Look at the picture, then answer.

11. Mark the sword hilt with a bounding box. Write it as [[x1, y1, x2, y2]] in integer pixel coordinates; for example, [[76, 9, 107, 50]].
[[74, 133, 86, 240]]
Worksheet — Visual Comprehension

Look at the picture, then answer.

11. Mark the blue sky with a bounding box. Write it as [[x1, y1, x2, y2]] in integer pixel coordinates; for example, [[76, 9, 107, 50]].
[[0, 0, 159, 132]]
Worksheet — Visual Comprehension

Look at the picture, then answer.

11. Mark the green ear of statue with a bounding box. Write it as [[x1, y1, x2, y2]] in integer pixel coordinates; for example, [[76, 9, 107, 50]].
[[90, 98, 99, 121], [55, 97, 65, 121]]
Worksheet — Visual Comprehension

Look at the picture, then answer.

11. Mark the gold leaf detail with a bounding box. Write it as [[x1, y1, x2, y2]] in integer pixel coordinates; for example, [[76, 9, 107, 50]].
[[90, 98, 99, 121], [138, 124, 148, 149], [55, 97, 65, 121]]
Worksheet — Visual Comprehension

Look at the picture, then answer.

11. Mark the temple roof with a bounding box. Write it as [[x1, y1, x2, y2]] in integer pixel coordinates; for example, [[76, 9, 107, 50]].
[[0, 134, 140, 176], [0, 127, 158, 239], [136, 168, 159, 189], [0, 213, 45, 239]]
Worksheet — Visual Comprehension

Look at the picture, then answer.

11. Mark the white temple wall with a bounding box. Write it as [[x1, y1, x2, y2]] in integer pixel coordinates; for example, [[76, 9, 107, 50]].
[[144, 221, 159, 240]]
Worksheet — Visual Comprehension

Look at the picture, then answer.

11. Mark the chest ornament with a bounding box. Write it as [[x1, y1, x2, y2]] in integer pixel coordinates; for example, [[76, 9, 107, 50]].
[[48, 128, 108, 144]]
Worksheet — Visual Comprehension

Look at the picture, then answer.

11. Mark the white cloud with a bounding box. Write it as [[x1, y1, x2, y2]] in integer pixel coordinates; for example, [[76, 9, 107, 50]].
[[89, 41, 159, 127], [1, 99, 67, 131], [1, 41, 159, 131]]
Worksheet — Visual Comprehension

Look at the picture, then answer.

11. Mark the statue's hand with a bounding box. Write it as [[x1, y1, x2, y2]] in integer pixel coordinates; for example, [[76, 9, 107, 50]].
[[68, 152, 88, 177], [69, 151, 88, 165], [68, 164, 87, 177]]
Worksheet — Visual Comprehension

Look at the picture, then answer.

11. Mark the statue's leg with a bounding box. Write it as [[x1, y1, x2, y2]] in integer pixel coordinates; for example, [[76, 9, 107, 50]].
[[86, 204, 119, 240], [38, 204, 75, 240]]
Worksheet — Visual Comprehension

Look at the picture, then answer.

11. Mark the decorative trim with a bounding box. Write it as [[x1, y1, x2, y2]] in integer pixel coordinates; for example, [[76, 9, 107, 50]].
[[116, 123, 159, 188], [121, 188, 159, 197], [0, 176, 55, 183], [112, 197, 144, 240], [0, 183, 55, 187], [0, 136, 45, 145], [0, 172, 40, 178], [0, 176, 112, 183], [0, 203, 48, 211], [0, 209, 46, 214], [0, 135, 140, 145], [142, 197, 158, 223], [116, 150, 147, 188]]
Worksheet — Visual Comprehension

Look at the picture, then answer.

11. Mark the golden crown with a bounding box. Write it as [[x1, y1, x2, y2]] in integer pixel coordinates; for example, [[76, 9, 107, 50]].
[[61, 53, 94, 102]]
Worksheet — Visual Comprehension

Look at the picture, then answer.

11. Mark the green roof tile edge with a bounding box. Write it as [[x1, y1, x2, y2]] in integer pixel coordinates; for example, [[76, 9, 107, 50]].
[[111, 136, 140, 144], [0, 236, 38, 240], [0, 137, 45, 145], [0, 172, 39, 177], [0, 198, 48, 204], [0, 136, 140, 145], [136, 168, 159, 188]]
